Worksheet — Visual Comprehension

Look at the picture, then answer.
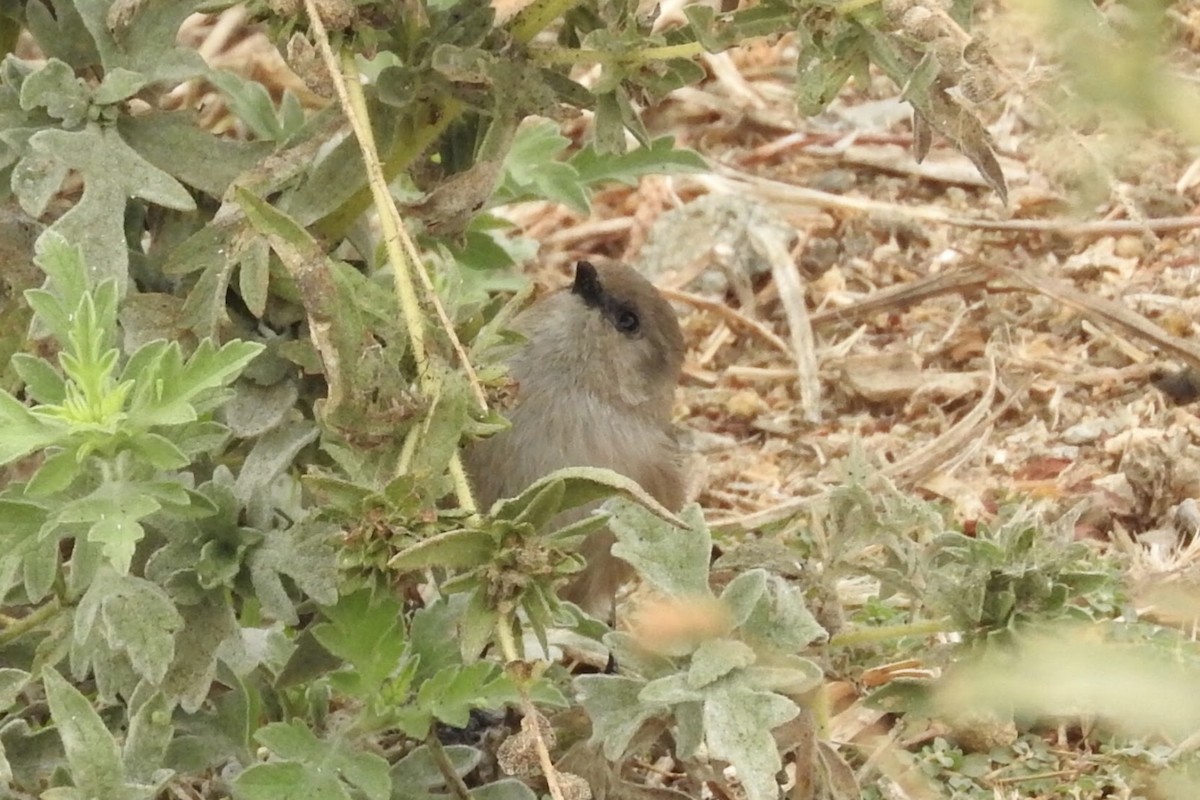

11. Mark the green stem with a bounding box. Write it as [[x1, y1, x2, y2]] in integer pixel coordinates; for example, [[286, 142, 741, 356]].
[[510, 0, 582, 44], [836, 0, 879, 13], [535, 41, 706, 66], [828, 618, 955, 648], [313, 96, 462, 241], [0, 599, 64, 647], [425, 733, 473, 800], [494, 614, 520, 663]]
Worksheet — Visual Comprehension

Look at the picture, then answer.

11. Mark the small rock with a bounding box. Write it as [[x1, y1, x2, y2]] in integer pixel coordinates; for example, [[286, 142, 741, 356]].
[[1062, 420, 1106, 445]]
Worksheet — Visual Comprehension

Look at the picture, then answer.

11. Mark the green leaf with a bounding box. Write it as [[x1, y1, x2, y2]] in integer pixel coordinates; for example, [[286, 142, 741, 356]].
[[161, 592, 238, 712], [0, 668, 30, 709], [123, 690, 173, 784], [248, 518, 339, 624], [569, 136, 707, 186], [42, 667, 125, 798], [23, 533, 61, 603], [388, 528, 497, 573], [74, 570, 183, 685], [31, 229, 89, 321], [27, 125, 196, 292], [12, 145, 71, 218], [55, 481, 161, 574], [742, 574, 827, 652], [248, 722, 390, 800], [98, 578, 183, 684], [495, 120, 589, 212], [208, 70, 285, 142], [0, 390, 67, 465], [609, 501, 711, 597], [12, 353, 66, 404], [19, 58, 89, 127], [408, 599, 469, 683], [125, 339, 264, 427], [389, 744, 481, 797], [24, 0, 97, 67], [576, 674, 666, 761], [234, 421, 319, 511], [638, 673, 703, 706], [719, 569, 767, 627], [220, 380, 299, 438], [26, 446, 84, 496], [793, 24, 865, 116], [424, 662, 518, 727], [688, 639, 756, 688], [313, 590, 407, 695], [457, 587, 499, 661], [703, 688, 799, 800], [593, 91, 625, 154], [165, 668, 257, 771], [124, 108, 270, 197], [741, 656, 824, 696], [126, 432, 190, 470], [399, 662, 518, 739], [74, 0, 206, 83], [234, 761, 346, 800], [237, 237, 271, 318], [93, 68, 149, 105], [409, 372, 472, 485], [490, 466, 683, 527]]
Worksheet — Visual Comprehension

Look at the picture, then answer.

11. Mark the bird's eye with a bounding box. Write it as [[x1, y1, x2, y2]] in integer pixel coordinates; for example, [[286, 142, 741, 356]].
[[614, 308, 640, 334]]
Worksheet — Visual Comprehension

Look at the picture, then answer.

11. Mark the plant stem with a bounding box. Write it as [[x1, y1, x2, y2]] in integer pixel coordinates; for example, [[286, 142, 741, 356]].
[[303, 0, 485, 511], [304, 4, 432, 392], [535, 41, 706, 66], [837, 0, 879, 13], [510, 0, 581, 44], [828, 618, 956, 648], [0, 598, 63, 646], [337, 53, 489, 418], [494, 614, 520, 663], [519, 692, 567, 800], [425, 732, 473, 800], [313, 96, 460, 239]]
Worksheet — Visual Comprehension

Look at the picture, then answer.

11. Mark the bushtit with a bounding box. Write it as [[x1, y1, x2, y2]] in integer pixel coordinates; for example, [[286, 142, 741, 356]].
[[466, 260, 686, 614]]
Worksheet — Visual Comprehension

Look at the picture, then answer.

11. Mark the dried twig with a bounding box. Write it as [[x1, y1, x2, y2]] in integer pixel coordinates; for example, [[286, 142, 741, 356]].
[[660, 286, 794, 358], [1001, 267, 1200, 371], [809, 264, 996, 330], [756, 227, 822, 422], [699, 169, 1200, 238]]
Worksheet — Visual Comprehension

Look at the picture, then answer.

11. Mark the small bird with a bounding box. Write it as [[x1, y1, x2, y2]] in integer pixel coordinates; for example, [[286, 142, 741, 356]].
[[466, 260, 686, 615]]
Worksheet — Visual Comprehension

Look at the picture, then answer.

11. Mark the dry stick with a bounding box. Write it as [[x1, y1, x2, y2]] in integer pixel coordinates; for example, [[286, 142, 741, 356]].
[[518, 697, 567, 800], [659, 286, 793, 357], [884, 359, 998, 487], [757, 227, 822, 423], [697, 169, 1200, 238], [808, 264, 996, 330], [494, 620, 568, 800], [1000, 267, 1200, 371]]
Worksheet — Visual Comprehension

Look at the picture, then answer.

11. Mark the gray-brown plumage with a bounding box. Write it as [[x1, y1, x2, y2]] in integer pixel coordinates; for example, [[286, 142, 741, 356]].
[[465, 260, 686, 615]]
